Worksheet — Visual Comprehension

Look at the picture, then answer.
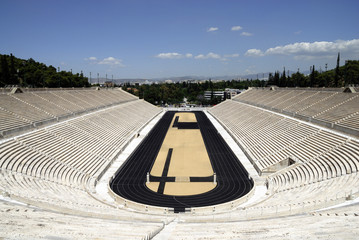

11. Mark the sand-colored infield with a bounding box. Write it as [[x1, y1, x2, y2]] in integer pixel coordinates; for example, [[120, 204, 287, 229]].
[[146, 112, 216, 196], [163, 182, 215, 196]]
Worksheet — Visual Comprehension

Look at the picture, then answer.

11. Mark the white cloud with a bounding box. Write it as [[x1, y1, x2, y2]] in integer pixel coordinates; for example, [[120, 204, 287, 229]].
[[194, 52, 221, 59], [241, 32, 253, 36], [98, 57, 124, 66], [85, 56, 124, 67], [156, 52, 183, 59], [207, 27, 219, 32], [245, 39, 359, 59], [155, 52, 239, 61], [155, 52, 193, 59], [84, 56, 97, 61], [265, 39, 359, 55], [194, 54, 205, 59], [231, 26, 242, 31], [245, 49, 264, 57]]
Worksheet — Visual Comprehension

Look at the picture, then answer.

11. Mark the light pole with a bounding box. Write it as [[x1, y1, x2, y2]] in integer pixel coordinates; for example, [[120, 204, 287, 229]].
[[97, 73, 99, 86]]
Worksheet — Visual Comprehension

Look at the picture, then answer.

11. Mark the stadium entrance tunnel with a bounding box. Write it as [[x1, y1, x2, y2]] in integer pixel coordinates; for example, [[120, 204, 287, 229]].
[[109, 111, 254, 213]]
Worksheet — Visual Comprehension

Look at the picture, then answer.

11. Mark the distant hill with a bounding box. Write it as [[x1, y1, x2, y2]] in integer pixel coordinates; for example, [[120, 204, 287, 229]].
[[112, 72, 308, 84], [89, 78, 148, 84]]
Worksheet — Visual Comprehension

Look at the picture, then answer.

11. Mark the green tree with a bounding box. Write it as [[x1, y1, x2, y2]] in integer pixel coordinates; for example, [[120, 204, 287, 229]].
[[343, 60, 359, 85], [9, 54, 18, 85], [334, 52, 340, 87], [309, 65, 320, 87], [0, 55, 10, 86], [279, 68, 286, 87], [292, 71, 306, 87], [0, 54, 90, 88]]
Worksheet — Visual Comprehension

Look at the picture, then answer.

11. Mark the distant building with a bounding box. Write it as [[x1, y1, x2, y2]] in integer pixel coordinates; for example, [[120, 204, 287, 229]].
[[204, 89, 243, 100], [143, 80, 152, 85], [164, 79, 173, 84], [204, 91, 225, 100], [104, 81, 114, 88], [126, 87, 138, 93], [224, 88, 242, 99]]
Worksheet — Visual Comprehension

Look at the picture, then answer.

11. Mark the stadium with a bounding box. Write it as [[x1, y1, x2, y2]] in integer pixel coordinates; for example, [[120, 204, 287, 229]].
[[0, 86, 358, 239]]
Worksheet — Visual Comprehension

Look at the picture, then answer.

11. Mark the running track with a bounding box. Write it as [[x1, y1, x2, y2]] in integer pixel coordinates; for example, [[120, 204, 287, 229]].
[[110, 111, 254, 212]]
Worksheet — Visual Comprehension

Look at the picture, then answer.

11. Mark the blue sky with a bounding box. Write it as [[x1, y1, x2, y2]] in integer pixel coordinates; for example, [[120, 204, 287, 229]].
[[1, 0, 359, 79]]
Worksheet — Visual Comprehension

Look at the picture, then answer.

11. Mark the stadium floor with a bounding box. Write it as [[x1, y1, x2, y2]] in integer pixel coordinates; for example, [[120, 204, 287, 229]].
[[110, 111, 254, 213], [147, 112, 215, 196]]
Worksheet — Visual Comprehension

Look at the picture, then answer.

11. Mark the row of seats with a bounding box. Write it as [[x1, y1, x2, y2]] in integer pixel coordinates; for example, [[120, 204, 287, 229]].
[[0, 96, 168, 237], [271, 140, 359, 190], [0, 110, 31, 132], [0, 89, 137, 137], [336, 112, 359, 130], [0, 195, 163, 239], [256, 172, 359, 211], [233, 88, 359, 132], [0, 169, 109, 213], [160, 174, 359, 239], [208, 98, 359, 222], [209, 100, 356, 174], [0, 100, 161, 189]]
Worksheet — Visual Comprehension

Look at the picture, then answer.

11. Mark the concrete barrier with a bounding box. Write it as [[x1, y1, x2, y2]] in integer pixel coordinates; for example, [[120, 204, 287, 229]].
[[333, 124, 359, 137], [190, 182, 256, 214], [107, 183, 173, 214]]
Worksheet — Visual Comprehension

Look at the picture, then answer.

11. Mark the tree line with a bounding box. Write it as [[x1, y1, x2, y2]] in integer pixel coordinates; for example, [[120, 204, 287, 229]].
[[123, 79, 265, 106], [0, 54, 90, 88], [268, 55, 359, 87], [2, 53, 358, 106], [124, 57, 359, 106]]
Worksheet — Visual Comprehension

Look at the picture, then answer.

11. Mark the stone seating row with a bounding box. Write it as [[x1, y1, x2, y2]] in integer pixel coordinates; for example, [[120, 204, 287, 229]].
[[0, 109, 32, 132], [337, 114, 359, 130], [209, 100, 352, 173], [0, 138, 89, 187], [266, 172, 359, 209], [0, 199, 163, 240], [257, 129, 347, 169], [0, 170, 96, 209], [0, 99, 162, 224], [0, 89, 138, 137], [15, 130, 106, 180], [163, 182, 359, 239], [272, 140, 359, 190], [0, 100, 161, 190], [11, 92, 72, 117], [315, 95, 359, 124], [314, 202, 359, 217], [223, 173, 359, 223], [0, 94, 54, 123], [233, 88, 359, 132], [0, 169, 166, 225], [210, 99, 359, 220]]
